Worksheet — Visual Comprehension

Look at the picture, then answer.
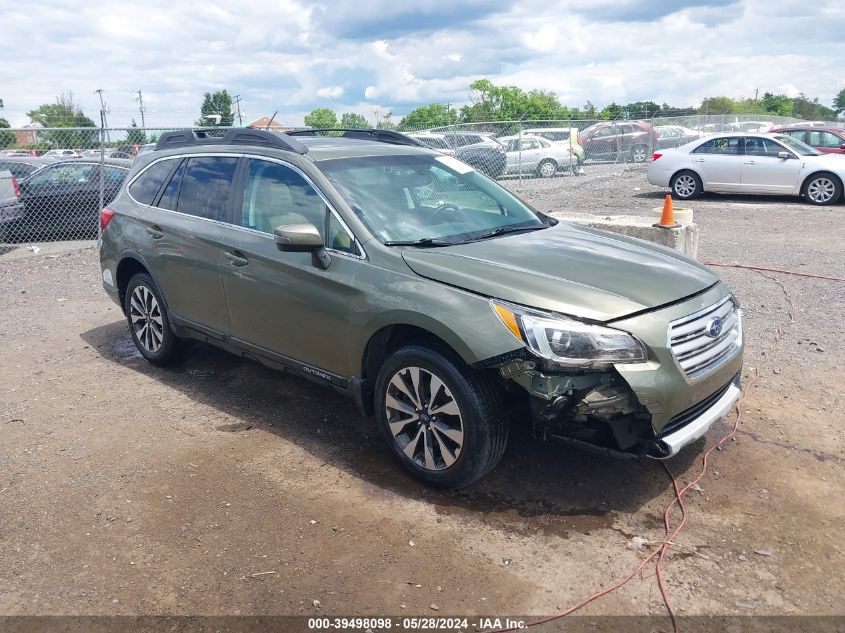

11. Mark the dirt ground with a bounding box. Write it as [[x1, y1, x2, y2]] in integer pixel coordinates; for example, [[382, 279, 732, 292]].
[[1, 171, 843, 629]]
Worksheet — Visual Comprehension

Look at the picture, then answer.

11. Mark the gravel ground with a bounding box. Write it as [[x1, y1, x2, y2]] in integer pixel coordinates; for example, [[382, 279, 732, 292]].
[[0, 170, 843, 629]]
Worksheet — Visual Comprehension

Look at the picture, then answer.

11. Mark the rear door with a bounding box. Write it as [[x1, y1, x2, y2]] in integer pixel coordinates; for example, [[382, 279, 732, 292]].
[[808, 130, 845, 155], [739, 137, 802, 194], [221, 157, 363, 378], [129, 154, 238, 335], [689, 137, 743, 192]]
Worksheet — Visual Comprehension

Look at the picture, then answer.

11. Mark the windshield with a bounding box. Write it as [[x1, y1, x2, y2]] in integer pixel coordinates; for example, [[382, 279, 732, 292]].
[[319, 154, 549, 244], [773, 134, 821, 156]]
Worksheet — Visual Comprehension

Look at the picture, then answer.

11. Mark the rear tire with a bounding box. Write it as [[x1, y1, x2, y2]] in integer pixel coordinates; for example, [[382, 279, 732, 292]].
[[670, 170, 702, 200], [803, 173, 842, 206], [537, 159, 557, 178], [124, 273, 180, 366], [374, 345, 508, 489], [630, 144, 649, 163]]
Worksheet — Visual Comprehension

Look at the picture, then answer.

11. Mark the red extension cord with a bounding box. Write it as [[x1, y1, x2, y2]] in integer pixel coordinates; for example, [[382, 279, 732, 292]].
[[491, 268, 799, 633]]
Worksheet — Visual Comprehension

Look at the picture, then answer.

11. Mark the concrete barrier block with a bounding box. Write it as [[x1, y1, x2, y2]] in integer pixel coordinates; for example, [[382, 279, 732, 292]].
[[551, 213, 700, 259]]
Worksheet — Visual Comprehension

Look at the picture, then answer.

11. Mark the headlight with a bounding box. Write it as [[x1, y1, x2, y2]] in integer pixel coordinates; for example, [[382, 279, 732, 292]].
[[492, 300, 647, 368]]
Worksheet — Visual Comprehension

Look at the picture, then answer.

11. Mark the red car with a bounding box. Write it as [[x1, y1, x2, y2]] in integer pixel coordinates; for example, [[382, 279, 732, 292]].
[[769, 126, 845, 154], [578, 121, 659, 163]]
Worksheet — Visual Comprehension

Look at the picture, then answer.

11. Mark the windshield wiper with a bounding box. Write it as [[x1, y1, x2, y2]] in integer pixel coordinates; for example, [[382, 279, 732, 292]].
[[456, 225, 546, 244], [382, 237, 456, 248]]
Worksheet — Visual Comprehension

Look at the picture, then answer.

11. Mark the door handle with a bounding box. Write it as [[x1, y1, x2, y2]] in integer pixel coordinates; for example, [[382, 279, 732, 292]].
[[145, 225, 164, 239], [224, 251, 249, 267], [744, 161, 756, 165]]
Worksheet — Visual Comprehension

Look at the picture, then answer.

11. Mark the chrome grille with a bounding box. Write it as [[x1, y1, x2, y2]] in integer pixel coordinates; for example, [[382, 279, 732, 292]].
[[668, 296, 742, 381]]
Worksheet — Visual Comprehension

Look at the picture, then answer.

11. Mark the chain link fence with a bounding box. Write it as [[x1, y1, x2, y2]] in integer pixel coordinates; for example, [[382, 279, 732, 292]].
[[1, 113, 837, 246]]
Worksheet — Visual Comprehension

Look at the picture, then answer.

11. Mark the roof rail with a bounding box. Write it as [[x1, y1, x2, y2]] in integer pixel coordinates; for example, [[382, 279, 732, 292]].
[[154, 128, 308, 154], [287, 128, 427, 148]]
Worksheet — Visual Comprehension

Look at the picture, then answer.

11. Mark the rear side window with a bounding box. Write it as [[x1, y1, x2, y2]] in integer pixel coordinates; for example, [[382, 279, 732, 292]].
[[0, 162, 37, 179], [176, 156, 239, 221], [129, 160, 177, 206], [693, 137, 741, 155], [157, 160, 186, 211]]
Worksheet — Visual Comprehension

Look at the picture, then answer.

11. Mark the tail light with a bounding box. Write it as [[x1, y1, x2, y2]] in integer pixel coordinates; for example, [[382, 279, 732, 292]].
[[652, 153, 663, 161], [11, 177, 19, 198], [100, 207, 115, 231]]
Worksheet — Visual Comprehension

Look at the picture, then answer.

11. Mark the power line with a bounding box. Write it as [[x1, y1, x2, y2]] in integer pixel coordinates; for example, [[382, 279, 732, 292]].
[[136, 90, 146, 131], [233, 95, 243, 126]]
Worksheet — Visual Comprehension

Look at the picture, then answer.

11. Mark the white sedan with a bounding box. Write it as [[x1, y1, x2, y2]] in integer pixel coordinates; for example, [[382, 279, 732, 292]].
[[647, 133, 845, 205]]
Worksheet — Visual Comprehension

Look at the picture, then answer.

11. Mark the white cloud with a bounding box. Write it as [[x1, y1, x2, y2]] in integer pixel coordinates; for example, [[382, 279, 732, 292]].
[[316, 86, 345, 99], [0, 0, 842, 128]]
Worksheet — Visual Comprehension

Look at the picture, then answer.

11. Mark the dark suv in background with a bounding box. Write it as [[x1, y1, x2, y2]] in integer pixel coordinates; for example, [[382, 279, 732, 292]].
[[578, 121, 659, 163], [440, 132, 506, 178]]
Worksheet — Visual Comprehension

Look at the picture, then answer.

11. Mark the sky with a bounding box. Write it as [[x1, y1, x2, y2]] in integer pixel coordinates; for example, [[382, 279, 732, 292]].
[[1, 0, 843, 129]]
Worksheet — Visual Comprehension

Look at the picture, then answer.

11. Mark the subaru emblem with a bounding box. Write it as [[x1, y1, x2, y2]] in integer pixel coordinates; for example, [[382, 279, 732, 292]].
[[705, 317, 723, 338]]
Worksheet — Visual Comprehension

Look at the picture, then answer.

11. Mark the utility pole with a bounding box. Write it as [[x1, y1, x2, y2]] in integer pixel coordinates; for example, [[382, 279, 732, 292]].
[[94, 89, 110, 141], [135, 90, 146, 131], [233, 95, 243, 127]]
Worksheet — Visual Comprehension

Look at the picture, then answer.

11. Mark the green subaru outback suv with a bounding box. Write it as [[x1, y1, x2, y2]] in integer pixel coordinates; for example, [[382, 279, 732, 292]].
[[99, 128, 743, 488]]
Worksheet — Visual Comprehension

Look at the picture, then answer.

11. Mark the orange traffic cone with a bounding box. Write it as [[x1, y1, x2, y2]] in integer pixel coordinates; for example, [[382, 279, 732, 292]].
[[653, 194, 681, 229]]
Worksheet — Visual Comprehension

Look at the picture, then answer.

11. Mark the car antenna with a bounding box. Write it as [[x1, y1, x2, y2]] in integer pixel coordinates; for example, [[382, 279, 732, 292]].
[[264, 112, 278, 130]]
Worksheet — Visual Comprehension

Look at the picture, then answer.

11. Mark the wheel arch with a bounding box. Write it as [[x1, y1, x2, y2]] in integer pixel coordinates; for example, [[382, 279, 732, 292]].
[[670, 168, 704, 191], [115, 252, 163, 314], [800, 170, 843, 199], [360, 323, 470, 386]]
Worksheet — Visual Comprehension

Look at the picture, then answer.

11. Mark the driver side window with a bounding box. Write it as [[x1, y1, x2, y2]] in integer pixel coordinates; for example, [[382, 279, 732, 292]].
[[241, 159, 357, 255]]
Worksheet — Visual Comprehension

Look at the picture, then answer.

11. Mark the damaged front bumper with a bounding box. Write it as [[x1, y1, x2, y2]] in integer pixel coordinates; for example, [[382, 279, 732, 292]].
[[491, 283, 743, 459]]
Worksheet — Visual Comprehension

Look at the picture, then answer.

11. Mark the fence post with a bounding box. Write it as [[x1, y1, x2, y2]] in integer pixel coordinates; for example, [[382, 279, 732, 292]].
[[98, 114, 105, 214], [517, 121, 523, 184]]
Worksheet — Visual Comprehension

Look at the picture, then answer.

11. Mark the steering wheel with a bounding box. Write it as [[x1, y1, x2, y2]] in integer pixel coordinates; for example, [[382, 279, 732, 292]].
[[429, 202, 461, 224]]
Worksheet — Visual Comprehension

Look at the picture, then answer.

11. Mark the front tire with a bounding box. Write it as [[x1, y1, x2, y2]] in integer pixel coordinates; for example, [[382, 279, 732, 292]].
[[124, 273, 179, 366], [670, 170, 702, 200], [803, 173, 842, 206], [374, 345, 508, 489]]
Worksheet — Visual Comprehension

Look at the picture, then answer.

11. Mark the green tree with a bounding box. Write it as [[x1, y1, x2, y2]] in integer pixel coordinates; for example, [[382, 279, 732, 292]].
[[400, 103, 458, 129], [834, 88, 845, 118], [698, 96, 738, 114], [460, 79, 568, 122], [622, 101, 661, 119], [339, 112, 370, 128], [790, 94, 835, 121], [304, 107, 338, 129], [196, 90, 234, 126], [0, 119, 14, 148], [0, 98, 15, 148], [760, 92, 793, 117], [26, 93, 98, 148], [599, 102, 623, 120], [126, 118, 146, 144]]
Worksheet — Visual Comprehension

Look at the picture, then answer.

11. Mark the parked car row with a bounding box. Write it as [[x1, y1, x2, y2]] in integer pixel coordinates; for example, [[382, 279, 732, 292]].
[[0, 158, 130, 242]]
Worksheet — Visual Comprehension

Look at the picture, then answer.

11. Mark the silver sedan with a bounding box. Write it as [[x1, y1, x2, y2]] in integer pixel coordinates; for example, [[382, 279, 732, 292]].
[[647, 133, 845, 205], [500, 134, 578, 178]]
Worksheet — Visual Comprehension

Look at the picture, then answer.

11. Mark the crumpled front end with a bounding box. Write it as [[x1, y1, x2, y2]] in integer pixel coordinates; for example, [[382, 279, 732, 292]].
[[483, 282, 743, 459]]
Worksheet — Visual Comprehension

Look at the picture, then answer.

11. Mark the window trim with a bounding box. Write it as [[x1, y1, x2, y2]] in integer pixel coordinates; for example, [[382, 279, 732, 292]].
[[126, 152, 366, 261], [239, 154, 365, 260]]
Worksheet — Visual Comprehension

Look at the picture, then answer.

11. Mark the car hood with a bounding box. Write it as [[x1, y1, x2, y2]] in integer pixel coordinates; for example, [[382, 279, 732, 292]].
[[401, 222, 719, 322], [805, 153, 845, 173]]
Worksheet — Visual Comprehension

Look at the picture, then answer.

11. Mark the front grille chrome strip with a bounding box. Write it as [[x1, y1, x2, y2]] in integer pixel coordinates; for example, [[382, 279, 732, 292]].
[[668, 296, 742, 382]]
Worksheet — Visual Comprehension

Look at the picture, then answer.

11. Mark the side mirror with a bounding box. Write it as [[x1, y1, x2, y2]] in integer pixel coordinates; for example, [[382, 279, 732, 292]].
[[840, 143, 845, 150], [777, 151, 792, 160], [274, 223, 331, 270]]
